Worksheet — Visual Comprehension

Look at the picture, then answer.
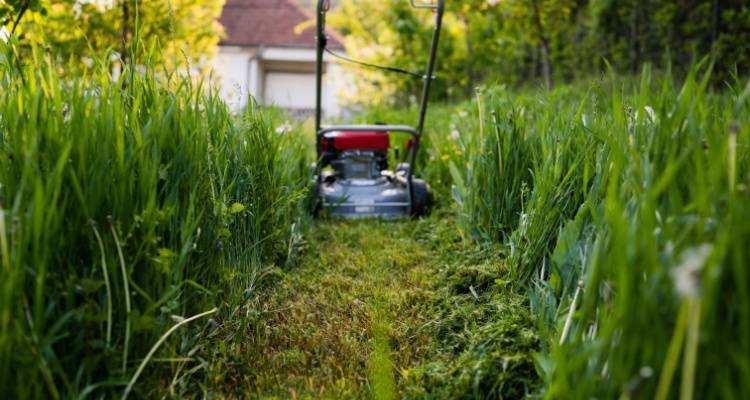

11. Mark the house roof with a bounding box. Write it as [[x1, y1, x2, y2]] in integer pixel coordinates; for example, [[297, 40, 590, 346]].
[[219, 0, 343, 49]]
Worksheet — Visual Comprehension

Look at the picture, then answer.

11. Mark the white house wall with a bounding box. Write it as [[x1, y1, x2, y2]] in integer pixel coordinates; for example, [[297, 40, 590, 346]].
[[264, 71, 316, 111], [262, 47, 317, 63], [212, 46, 257, 111], [212, 45, 351, 118]]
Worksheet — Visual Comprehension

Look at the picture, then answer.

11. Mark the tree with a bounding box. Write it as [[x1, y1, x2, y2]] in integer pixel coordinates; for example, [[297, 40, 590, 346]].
[[326, 0, 747, 107], [328, 0, 457, 106], [530, 0, 553, 87], [6, 0, 225, 76]]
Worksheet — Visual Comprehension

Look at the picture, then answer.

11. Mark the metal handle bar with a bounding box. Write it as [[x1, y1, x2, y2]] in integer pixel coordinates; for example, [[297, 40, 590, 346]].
[[314, 0, 444, 137], [410, 0, 439, 9], [318, 125, 418, 138], [315, 0, 441, 13]]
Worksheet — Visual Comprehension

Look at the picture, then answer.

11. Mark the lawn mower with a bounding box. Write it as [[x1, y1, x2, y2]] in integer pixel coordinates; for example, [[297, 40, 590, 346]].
[[313, 0, 445, 218]]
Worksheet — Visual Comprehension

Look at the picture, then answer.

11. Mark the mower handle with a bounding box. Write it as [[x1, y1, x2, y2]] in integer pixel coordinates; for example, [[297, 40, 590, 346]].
[[314, 0, 445, 138], [409, 0, 440, 9], [315, 0, 445, 216]]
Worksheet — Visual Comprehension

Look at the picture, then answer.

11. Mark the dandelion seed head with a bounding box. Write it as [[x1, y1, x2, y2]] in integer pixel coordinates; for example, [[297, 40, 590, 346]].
[[671, 244, 712, 299]]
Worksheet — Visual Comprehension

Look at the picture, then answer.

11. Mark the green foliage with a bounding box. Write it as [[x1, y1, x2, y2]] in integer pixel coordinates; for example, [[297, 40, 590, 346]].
[[448, 64, 750, 398], [0, 43, 308, 398], [0, 1, 46, 35], [329, 0, 750, 107]]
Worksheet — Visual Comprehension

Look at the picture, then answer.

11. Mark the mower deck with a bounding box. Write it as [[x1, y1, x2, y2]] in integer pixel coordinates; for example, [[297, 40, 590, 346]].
[[319, 177, 410, 218]]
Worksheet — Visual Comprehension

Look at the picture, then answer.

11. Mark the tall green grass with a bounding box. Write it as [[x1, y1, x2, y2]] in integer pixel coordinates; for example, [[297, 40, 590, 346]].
[[0, 44, 308, 398], [449, 65, 750, 397]]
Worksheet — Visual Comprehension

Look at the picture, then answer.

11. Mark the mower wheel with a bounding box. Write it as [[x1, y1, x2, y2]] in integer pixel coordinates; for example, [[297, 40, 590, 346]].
[[411, 179, 433, 217]]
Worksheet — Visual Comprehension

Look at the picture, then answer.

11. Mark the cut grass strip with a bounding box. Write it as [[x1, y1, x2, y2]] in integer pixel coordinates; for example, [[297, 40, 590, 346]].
[[215, 219, 437, 398], [367, 292, 396, 400], [182, 213, 538, 399]]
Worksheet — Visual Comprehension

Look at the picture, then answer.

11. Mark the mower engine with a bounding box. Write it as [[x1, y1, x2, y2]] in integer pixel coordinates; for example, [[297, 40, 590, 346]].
[[318, 130, 430, 218]]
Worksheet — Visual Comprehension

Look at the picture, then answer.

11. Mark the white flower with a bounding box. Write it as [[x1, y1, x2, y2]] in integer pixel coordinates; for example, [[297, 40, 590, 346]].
[[276, 122, 292, 135], [670, 244, 712, 299], [450, 130, 460, 140]]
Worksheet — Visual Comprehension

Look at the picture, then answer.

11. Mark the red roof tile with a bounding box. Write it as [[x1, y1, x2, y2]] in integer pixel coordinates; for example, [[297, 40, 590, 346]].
[[219, 0, 343, 48]]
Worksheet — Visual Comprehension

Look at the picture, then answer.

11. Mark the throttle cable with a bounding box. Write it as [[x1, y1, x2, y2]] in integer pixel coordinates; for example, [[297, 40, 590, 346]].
[[323, 43, 425, 79]]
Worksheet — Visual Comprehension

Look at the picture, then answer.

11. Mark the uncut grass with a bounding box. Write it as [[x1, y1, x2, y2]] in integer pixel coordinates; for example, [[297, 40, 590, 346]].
[[0, 43, 308, 398], [448, 64, 750, 398]]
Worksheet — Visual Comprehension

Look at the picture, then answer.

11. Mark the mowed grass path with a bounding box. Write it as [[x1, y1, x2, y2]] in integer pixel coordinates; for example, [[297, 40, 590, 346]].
[[202, 214, 538, 399], [241, 219, 439, 399]]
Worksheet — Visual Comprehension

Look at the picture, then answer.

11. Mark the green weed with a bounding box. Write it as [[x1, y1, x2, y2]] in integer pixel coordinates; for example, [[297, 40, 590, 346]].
[[0, 43, 308, 398], [448, 64, 750, 398]]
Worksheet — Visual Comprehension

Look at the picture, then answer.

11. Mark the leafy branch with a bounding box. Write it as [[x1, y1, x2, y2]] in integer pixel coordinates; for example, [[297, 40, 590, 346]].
[[0, 0, 46, 36]]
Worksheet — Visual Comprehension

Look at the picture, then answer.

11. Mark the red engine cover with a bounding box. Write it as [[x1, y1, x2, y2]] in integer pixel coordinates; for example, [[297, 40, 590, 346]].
[[322, 131, 390, 151]]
